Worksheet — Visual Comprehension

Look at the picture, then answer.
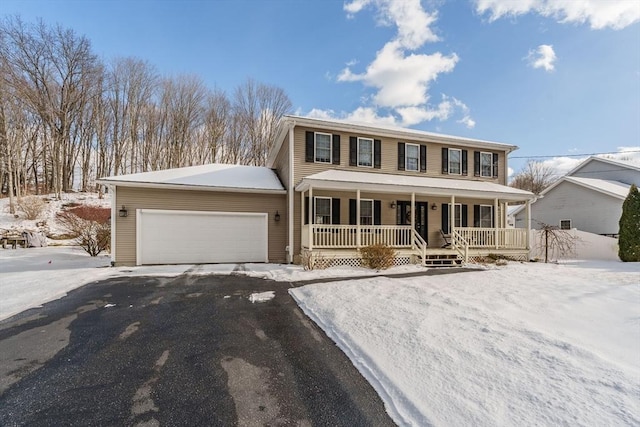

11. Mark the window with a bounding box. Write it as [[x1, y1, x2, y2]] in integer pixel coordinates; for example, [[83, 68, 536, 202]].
[[448, 148, 462, 175], [360, 199, 373, 225], [479, 205, 493, 228], [449, 203, 462, 228], [315, 132, 332, 163], [358, 138, 373, 167], [560, 219, 571, 230], [314, 197, 331, 224], [480, 152, 493, 177], [406, 143, 419, 171]]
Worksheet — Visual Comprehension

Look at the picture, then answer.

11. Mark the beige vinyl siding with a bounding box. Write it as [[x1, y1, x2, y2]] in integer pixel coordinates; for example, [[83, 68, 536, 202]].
[[272, 133, 290, 189], [115, 187, 286, 266], [292, 126, 508, 185]]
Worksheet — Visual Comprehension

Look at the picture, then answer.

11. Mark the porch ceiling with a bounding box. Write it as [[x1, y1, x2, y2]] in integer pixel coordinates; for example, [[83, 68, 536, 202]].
[[295, 169, 535, 202]]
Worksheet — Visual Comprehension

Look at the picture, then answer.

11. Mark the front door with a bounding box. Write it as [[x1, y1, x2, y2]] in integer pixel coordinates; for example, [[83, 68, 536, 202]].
[[397, 201, 428, 243]]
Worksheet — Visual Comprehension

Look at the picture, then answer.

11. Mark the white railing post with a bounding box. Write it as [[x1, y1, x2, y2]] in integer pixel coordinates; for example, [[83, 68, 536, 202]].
[[308, 187, 313, 250]]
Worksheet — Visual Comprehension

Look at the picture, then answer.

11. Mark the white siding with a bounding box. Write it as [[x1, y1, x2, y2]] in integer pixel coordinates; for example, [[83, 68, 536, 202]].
[[514, 180, 622, 234]]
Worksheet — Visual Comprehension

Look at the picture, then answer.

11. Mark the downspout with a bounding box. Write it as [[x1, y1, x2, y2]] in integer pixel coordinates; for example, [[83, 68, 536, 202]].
[[287, 123, 295, 263], [110, 185, 116, 266]]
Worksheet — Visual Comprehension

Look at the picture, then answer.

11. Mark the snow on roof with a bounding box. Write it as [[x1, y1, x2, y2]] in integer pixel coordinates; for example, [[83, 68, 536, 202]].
[[283, 115, 517, 149], [296, 169, 534, 201], [564, 177, 630, 199], [98, 164, 285, 193]]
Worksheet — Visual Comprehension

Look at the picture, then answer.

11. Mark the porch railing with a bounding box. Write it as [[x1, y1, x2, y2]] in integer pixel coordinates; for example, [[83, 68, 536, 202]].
[[302, 224, 413, 249], [455, 227, 527, 249], [301, 225, 528, 251]]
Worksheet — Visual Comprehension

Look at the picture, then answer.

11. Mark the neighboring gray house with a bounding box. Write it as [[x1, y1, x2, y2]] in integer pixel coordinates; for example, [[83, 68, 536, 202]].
[[512, 157, 640, 235]]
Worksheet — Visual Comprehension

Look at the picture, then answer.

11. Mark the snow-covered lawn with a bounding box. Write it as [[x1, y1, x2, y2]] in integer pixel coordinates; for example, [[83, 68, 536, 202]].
[[291, 261, 640, 426], [2, 243, 639, 426]]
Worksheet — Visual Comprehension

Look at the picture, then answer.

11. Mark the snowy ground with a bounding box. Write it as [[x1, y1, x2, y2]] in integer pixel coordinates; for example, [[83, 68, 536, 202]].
[[2, 241, 639, 426], [0, 192, 111, 240], [291, 261, 640, 426]]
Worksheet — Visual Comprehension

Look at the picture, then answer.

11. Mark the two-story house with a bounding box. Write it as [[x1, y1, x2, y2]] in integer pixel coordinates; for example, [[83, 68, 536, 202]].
[[98, 115, 535, 267], [512, 156, 640, 236]]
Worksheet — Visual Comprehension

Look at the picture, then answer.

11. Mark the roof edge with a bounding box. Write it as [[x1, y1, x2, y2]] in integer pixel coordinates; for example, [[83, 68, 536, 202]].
[[96, 179, 287, 195]]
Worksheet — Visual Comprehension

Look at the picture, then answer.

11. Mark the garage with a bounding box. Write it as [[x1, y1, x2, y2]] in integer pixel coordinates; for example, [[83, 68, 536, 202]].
[[137, 209, 268, 265]]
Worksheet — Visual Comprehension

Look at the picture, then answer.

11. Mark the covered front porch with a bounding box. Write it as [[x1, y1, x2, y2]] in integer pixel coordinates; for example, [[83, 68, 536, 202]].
[[295, 170, 535, 266]]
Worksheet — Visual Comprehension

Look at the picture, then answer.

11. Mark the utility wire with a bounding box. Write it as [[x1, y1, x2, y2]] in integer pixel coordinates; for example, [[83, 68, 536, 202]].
[[510, 150, 640, 159]]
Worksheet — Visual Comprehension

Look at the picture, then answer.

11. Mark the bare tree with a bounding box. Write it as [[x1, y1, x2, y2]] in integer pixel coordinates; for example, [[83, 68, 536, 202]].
[[532, 222, 580, 263], [510, 160, 558, 195], [233, 79, 292, 166]]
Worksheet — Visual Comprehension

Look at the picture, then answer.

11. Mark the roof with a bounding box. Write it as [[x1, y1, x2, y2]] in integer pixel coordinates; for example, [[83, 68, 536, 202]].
[[566, 156, 640, 177], [295, 169, 535, 201], [267, 115, 519, 167], [97, 164, 286, 194], [509, 176, 630, 216]]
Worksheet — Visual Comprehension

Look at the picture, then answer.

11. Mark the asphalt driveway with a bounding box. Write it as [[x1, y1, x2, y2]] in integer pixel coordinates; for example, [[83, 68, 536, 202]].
[[0, 266, 395, 426]]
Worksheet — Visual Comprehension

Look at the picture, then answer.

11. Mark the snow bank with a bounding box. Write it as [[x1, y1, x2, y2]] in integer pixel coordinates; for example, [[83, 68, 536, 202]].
[[290, 261, 640, 426]]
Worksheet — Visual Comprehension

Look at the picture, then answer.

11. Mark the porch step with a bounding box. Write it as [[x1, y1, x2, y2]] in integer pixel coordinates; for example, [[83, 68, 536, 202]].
[[422, 254, 463, 267]]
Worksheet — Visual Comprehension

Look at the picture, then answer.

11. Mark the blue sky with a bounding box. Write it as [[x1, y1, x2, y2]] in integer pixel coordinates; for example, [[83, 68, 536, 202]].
[[3, 0, 640, 175]]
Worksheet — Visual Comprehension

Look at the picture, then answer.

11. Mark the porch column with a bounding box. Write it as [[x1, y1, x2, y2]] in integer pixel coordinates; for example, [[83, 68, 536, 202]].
[[308, 187, 313, 250], [411, 192, 415, 249], [526, 199, 531, 250], [450, 195, 455, 236], [494, 198, 499, 249], [356, 189, 361, 247]]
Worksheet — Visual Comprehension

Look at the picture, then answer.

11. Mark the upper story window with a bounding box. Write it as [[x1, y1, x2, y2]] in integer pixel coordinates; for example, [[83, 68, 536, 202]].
[[358, 138, 373, 167], [441, 147, 467, 176], [480, 152, 493, 177], [305, 131, 340, 165], [474, 151, 498, 178], [315, 133, 332, 163], [350, 137, 381, 168], [448, 149, 462, 175], [406, 144, 419, 171], [398, 142, 426, 172]]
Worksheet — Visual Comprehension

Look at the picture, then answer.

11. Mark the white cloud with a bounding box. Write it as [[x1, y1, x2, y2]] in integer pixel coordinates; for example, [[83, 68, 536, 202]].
[[333, 0, 473, 129], [339, 42, 459, 108], [527, 44, 557, 72], [344, 0, 439, 47], [475, 0, 640, 30]]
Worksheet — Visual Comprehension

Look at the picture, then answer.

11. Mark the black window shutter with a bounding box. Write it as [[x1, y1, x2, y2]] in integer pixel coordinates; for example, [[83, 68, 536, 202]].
[[398, 142, 405, 170], [374, 139, 381, 169], [441, 203, 449, 234], [420, 145, 427, 172], [374, 200, 381, 225], [462, 204, 468, 227], [332, 198, 340, 224], [474, 204, 480, 227], [332, 135, 341, 165], [474, 151, 480, 177], [462, 150, 468, 176], [349, 137, 357, 166], [442, 147, 448, 174], [349, 199, 357, 225], [305, 132, 314, 163], [492, 153, 499, 178], [304, 197, 309, 224]]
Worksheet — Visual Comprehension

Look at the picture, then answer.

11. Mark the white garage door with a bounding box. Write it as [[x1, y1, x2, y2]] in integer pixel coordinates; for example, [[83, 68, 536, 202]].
[[137, 209, 268, 265]]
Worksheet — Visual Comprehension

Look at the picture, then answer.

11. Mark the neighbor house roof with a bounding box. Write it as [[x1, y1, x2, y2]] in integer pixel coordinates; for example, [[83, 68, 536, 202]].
[[295, 169, 535, 201], [566, 156, 640, 177], [97, 164, 286, 194], [267, 115, 519, 167], [509, 176, 630, 216]]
